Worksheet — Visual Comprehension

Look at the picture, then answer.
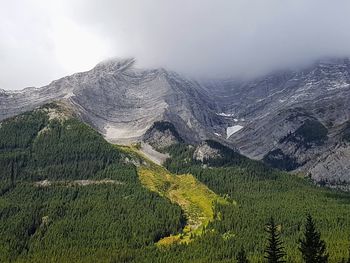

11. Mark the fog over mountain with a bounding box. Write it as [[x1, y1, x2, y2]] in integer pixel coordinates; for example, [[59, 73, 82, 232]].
[[2, 57, 350, 187], [2, 0, 350, 89], [2, 2, 350, 261]]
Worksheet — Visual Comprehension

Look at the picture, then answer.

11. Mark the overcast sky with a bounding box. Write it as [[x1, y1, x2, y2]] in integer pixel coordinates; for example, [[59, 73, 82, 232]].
[[1, 0, 350, 90]]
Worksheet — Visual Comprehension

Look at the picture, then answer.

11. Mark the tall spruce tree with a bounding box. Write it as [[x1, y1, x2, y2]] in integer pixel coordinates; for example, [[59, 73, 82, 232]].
[[236, 247, 249, 263], [264, 217, 286, 263], [299, 214, 328, 263]]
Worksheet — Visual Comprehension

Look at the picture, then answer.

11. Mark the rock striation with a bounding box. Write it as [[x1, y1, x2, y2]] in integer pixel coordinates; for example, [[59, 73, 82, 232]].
[[2, 57, 350, 185], [0, 58, 223, 145], [202, 58, 350, 184]]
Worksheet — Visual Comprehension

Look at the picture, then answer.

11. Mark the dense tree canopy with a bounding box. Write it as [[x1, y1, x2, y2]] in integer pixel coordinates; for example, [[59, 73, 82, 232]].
[[0, 107, 184, 262], [0, 106, 350, 262]]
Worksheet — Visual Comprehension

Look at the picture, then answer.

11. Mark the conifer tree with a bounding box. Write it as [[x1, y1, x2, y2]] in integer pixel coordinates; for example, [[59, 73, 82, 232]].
[[236, 246, 249, 263], [264, 217, 286, 263], [299, 214, 328, 263]]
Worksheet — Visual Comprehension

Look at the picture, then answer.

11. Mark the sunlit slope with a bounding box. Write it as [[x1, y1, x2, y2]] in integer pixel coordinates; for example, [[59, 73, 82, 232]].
[[118, 145, 231, 245]]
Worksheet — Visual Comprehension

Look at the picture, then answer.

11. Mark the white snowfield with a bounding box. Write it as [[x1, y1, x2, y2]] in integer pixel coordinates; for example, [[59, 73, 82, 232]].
[[226, 125, 244, 139]]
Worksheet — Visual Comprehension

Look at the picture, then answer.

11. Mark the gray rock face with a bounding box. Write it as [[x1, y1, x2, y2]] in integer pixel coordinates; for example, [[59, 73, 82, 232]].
[[143, 121, 183, 150], [202, 58, 350, 184], [0, 58, 223, 145], [193, 142, 222, 162], [2, 57, 350, 185], [144, 129, 178, 150], [307, 143, 350, 185]]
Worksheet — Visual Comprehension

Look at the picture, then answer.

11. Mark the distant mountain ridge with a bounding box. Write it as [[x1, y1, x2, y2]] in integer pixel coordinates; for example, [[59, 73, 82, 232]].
[[1, 57, 350, 186], [203, 58, 350, 186]]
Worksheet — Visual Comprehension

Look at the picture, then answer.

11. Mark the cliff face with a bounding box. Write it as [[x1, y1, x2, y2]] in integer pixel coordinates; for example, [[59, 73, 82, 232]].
[[2, 57, 350, 186], [202, 58, 350, 184], [0, 58, 223, 145]]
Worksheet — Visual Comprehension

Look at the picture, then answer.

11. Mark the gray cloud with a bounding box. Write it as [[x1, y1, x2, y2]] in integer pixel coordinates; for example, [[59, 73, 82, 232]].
[[0, 0, 61, 89], [71, 0, 350, 77], [2, 0, 350, 89]]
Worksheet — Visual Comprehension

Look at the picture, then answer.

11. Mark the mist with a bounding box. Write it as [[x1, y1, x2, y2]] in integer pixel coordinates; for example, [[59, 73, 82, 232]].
[[2, 0, 350, 89]]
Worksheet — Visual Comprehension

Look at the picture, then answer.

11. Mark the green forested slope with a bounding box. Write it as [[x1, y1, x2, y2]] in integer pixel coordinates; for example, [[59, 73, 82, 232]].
[[0, 104, 350, 262], [160, 142, 350, 262], [0, 104, 184, 263]]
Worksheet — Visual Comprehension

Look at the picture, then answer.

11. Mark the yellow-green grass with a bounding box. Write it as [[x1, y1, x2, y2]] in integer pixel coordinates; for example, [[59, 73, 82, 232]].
[[117, 145, 232, 245], [138, 166, 229, 245]]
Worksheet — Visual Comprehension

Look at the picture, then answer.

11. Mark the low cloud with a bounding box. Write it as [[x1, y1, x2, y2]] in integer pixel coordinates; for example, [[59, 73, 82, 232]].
[[2, 0, 350, 89]]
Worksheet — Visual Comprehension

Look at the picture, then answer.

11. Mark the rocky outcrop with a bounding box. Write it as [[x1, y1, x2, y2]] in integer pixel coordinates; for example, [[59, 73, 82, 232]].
[[307, 143, 350, 185], [193, 142, 222, 162], [143, 121, 183, 150]]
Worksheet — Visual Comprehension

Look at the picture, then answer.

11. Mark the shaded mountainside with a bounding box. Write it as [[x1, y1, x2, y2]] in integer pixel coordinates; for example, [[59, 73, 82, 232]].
[[202, 58, 350, 185], [2, 57, 350, 186]]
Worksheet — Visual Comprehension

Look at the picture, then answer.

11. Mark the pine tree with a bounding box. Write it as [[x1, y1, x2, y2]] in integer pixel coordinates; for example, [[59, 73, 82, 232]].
[[299, 214, 329, 263], [264, 217, 286, 263], [236, 246, 249, 263]]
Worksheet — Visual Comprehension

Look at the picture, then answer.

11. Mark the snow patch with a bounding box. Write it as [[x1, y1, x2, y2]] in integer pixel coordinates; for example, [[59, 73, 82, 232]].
[[214, 132, 221, 137], [217, 112, 235, 117], [227, 125, 244, 139]]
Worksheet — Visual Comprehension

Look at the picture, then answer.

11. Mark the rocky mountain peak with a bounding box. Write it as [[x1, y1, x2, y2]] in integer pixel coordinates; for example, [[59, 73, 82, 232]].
[[93, 57, 136, 73], [2, 57, 350, 186]]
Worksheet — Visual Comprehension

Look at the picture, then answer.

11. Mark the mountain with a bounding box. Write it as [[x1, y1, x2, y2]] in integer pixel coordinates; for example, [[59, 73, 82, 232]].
[[2, 57, 350, 187], [201, 58, 350, 186], [0, 58, 222, 145]]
